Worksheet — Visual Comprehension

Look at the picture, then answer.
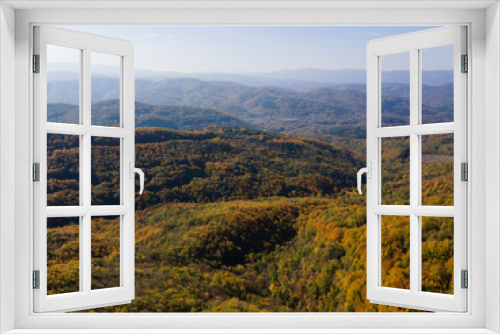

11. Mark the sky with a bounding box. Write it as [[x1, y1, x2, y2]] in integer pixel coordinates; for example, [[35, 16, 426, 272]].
[[52, 26, 451, 73]]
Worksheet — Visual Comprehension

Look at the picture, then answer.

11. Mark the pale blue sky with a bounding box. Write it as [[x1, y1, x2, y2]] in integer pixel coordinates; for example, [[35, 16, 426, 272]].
[[55, 26, 450, 73]]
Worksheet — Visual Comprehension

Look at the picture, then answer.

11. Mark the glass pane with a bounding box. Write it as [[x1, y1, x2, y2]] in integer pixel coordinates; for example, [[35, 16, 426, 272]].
[[421, 45, 454, 124], [47, 45, 81, 124], [92, 216, 121, 290], [91, 52, 121, 127], [421, 134, 454, 206], [381, 215, 410, 290], [381, 136, 410, 205], [91, 137, 120, 206], [381, 52, 410, 127], [47, 134, 80, 206], [422, 217, 454, 294], [47, 217, 80, 295]]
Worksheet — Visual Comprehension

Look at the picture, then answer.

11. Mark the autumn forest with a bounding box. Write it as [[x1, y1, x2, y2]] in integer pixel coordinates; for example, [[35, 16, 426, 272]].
[[46, 76, 454, 312]]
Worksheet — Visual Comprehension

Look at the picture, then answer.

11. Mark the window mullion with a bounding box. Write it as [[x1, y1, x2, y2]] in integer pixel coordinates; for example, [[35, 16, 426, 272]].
[[78, 48, 84, 293], [409, 47, 421, 295], [82, 47, 92, 294]]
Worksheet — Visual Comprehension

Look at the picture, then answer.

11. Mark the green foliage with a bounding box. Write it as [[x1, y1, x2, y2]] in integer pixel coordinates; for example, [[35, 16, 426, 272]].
[[381, 137, 411, 205], [47, 220, 79, 295], [421, 217, 454, 294], [179, 202, 302, 267], [50, 126, 358, 208], [69, 194, 431, 313], [46, 115, 454, 312], [47, 134, 80, 206], [91, 217, 121, 290], [323, 126, 366, 140], [381, 216, 410, 289], [91, 137, 121, 205]]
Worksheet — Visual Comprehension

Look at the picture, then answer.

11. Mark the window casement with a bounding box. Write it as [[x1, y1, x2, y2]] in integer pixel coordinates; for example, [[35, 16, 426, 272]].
[[359, 26, 467, 312], [33, 26, 140, 312]]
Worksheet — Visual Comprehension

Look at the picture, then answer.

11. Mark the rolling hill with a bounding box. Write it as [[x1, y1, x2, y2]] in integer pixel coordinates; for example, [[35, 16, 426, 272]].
[[46, 126, 453, 312], [47, 127, 362, 209], [48, 100, 252, 130], [48, 78, 454, 136], [44, 65, 457, 312]]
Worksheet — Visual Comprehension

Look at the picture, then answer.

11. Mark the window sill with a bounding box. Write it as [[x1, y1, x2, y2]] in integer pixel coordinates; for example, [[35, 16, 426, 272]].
[[4, 330, 498, 334], [4, 329, 497, 334]]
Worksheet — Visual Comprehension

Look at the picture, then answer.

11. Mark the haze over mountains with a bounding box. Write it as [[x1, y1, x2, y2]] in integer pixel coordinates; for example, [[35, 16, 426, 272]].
[[48, 100, 252, 130], [48, 65, 454, 90], [48, 72, 453, 134], [47, 66, 453, 147]]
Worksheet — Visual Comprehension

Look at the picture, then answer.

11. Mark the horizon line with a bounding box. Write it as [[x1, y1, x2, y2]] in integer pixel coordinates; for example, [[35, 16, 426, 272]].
[[47, 64, 454, 75]]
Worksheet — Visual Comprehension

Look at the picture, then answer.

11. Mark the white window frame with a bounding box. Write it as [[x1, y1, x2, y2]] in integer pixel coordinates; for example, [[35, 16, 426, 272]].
[[33, 26, 136, 313], [1, 2, 498, 333], [365, 26, 467, 312]]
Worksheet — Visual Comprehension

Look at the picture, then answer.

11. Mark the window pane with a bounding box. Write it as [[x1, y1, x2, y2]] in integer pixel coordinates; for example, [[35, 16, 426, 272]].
[[92, 216, 121, 290], [381, 215, 410, 290], [421, 45, 454, 124], [421, 134, 454, 206], [47, 217, 80, 295], [381, 137, 410, 205], [381, 52, 410, 127], [91, 137, 120, 206], [91, 52, 121, 127], [47, 134, 80, 206], [422, 217, 453, 294], [47, 45, 81, 124]]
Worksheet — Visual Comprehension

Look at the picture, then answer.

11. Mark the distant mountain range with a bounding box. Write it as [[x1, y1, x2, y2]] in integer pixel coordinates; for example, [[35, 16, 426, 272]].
[[48, 76, 453, 140], [47, 65, 454, 145], [48, 100, 251, 130], [47, 65, 453, 91]]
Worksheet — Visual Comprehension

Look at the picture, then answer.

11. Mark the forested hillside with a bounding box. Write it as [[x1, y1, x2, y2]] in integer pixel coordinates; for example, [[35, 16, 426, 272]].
[[45, 66, 456, 313], [46, 124, 454, 312], [48, 78, 454, 135], [48, 127, 361, 208]]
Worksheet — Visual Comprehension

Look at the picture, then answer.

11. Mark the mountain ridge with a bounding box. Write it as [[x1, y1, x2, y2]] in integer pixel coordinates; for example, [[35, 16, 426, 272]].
[[48, 100, 252, 130], [47, 66, 454, 88], [48, 79, 454, 138]]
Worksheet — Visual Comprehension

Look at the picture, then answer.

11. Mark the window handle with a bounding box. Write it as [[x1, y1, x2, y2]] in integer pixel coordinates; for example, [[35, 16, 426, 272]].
[[357, 162, 371, 195], [129, 162, 145, 195]]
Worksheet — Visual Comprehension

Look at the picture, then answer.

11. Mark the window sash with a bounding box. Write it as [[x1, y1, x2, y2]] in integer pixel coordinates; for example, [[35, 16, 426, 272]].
[[366, 26, 468, 312], [33, 25, 135, 313]]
